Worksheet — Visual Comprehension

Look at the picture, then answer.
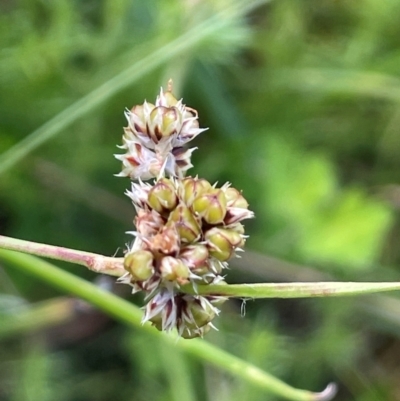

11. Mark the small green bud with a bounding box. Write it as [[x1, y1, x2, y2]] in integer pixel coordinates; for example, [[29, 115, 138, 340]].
[[192, 188, 227, 224], [205, 227, 243, 261], [147, 178, 177, 212], [124, 250, 154, 281], [160, 256, 190, 282], [167, 203, 201, 243]]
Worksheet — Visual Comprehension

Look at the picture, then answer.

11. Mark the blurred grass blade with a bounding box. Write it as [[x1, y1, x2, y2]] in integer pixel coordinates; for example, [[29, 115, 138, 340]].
[[0, 0, 266, 176], [0, 297, 75, 340], [272, 68, 400, 101], [158, 342, 196, 401], [0, 249, 335, 401]]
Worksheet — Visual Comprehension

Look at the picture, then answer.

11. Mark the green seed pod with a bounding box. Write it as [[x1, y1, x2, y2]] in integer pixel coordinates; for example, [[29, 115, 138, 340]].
[[188, 300, 216, 328], [180, 298, 216, 334], [223, 187, 249, 209], [160, 256, 190, 282], [167, 203, 201, 243], [205, 227, 243, 261], [147, 178, 177, 212], [181, 177, 212, 206], [124, 250, 154, 281], [192, 188, 227, 224]]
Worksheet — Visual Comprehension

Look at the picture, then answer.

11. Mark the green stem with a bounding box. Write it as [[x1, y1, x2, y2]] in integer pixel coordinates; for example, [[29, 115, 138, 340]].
[[0, 249, 335, 401], [0, 0, 266, 176], [184, 282, 400, 298], [0, 235, 124, 277]]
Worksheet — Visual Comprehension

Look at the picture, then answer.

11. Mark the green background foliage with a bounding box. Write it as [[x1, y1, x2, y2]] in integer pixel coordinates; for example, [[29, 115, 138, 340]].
[[0, 0, 400, 400]]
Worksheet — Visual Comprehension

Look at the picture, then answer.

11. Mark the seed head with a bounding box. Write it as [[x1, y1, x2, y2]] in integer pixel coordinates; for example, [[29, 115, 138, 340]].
[[116, 83, 254, 338], [116, 86, 207, 181]]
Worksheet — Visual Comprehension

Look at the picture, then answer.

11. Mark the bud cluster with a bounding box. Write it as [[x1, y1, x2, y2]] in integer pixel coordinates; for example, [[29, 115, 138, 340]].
[[116, 84, 253, 338]]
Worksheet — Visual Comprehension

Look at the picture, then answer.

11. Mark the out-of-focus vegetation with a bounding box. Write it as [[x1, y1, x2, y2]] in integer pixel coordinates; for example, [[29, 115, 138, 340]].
[[1, 0, 400, 400]]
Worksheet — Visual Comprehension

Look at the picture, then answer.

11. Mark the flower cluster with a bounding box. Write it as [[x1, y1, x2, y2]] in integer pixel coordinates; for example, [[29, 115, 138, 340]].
[[116, 83, 253, 338], [115, 86, 206, 180]]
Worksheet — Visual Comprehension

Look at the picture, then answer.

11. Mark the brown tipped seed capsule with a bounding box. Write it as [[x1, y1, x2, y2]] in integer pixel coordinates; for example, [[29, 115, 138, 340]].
[[224, 187, 249, 209], [160, 256, 190, 282], [124, 250, 154, 281], [147, 178, 177, 213], [181, 177, 212, 206], [205, 227, 243, 261], [192, 188, 227, 224], [149, 225, 180, 255], [224, 208, 254, 225], [167, 203, 201, 243]]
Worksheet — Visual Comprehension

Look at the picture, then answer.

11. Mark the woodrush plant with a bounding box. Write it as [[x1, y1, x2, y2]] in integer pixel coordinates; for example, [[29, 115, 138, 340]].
[[2, 83, 400, 400]]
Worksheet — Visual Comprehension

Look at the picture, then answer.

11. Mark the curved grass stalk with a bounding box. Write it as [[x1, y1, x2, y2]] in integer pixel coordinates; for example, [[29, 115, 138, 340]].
[[0, 249, 336, 401], [0, 0, 267, 176]]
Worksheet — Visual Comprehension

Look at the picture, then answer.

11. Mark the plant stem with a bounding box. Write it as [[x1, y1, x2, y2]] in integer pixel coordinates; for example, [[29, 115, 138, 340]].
[[0, 235, 124, 277], [183, 282, 400, 298], [0, 249, 335, 401]]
